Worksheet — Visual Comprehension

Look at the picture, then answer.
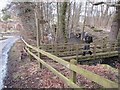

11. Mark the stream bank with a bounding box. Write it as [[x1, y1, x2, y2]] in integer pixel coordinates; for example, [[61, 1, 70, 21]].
[[0, 36, 19, 90]]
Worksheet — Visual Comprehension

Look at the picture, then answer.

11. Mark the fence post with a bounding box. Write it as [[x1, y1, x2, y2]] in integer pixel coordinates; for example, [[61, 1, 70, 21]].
[[108, 42, 111, 57], [76, 44, 79, 61], [55, 43, 58, 56], [114, 42, 117, 51], [70, 59, 77, 83], [38, 52, 42, 69], [36, 17, 42, 69], [102, 38, 107, 52], [28, 47, 32, 61], [93, 42, 96, 59]]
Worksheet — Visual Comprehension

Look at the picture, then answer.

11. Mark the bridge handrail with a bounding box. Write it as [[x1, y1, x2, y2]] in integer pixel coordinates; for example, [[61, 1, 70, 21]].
[[21, 38, 118, 88], [38, 41, 118, 56]]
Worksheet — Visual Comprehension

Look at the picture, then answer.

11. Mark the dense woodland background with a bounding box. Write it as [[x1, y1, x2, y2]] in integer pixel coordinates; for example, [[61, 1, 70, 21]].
[[0, 0, 118, 41], [0, 0, 119, 53]]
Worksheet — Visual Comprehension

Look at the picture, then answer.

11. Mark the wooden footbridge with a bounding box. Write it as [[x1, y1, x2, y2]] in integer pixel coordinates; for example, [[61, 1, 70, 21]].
[[39, 40, 118, 61], [21, 37, 119, 88]]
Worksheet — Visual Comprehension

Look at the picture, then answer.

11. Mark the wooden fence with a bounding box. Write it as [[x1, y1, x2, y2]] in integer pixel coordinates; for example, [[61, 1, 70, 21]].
[[21, 38, 118, 88]]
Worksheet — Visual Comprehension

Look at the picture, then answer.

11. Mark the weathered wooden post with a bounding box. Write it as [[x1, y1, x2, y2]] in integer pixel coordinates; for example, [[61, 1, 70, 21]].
[[76, 44, 79, 61], [70, 59, 77, 83], [53, 44, 55, 55], [93, 42, 96, 59], [35, 2, 48, 69], [114, 41, 117, 51], [28, 47, 32, 61], [102, 39, 104, 52], [35, 3, 42, 69], [102, 38, 107, 52], [108, 42, 111, 57], [37, 20, 43, 69], [55, 43, 58, 56]]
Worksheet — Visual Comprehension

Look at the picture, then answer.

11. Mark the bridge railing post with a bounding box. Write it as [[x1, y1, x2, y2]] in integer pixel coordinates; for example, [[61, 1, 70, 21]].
[[76, 44, 79, 61], [108, 42, 111, 57], [70, 59, 77, 83], [93, 42, 96, 59], [102, 39, 106, 52], [114, 42, 117, 51], [55, 43, 58, 56]]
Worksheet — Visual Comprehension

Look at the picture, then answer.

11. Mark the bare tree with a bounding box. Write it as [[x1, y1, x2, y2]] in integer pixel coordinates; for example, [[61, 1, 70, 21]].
[[60, 2, 68, 43], [71, 2, 76, 33], [109, 1, 120, 42], [81, 2, 87, 40], [66, 2, 71, 38]]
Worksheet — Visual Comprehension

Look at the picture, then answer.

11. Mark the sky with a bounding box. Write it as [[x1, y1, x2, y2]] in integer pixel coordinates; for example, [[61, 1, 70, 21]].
[[0, 0, 12, 18], [0, 0, 9, 11]]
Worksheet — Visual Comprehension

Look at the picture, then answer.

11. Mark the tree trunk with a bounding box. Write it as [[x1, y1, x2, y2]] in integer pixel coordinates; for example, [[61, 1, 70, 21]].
[[35, 3, 41, 47], [109, 1, 120, 42], [66, 2, 71, 38], [71, 2, 76, 33], [39, 3, 44, 41], [56, 2, 60, 43], [60, 2, 68, 43], [73, 2, 82, 34], [118, 31, 120, 58], [81, 2, 87, 41], [109, 1, 120, 58]]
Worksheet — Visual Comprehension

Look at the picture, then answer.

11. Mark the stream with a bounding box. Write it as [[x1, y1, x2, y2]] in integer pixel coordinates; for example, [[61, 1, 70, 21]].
[[0, 36, 19, 90]]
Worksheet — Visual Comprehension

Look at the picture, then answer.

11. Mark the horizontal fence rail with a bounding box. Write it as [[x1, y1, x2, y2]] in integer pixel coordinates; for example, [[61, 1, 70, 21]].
[[25, 47, 81, 88], [38, 41, 118, 59], [21, 38, 118, 88]]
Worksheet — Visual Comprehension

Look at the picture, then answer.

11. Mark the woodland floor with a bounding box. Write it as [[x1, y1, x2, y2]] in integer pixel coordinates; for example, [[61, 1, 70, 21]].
[[3, 39, 119, 89]]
